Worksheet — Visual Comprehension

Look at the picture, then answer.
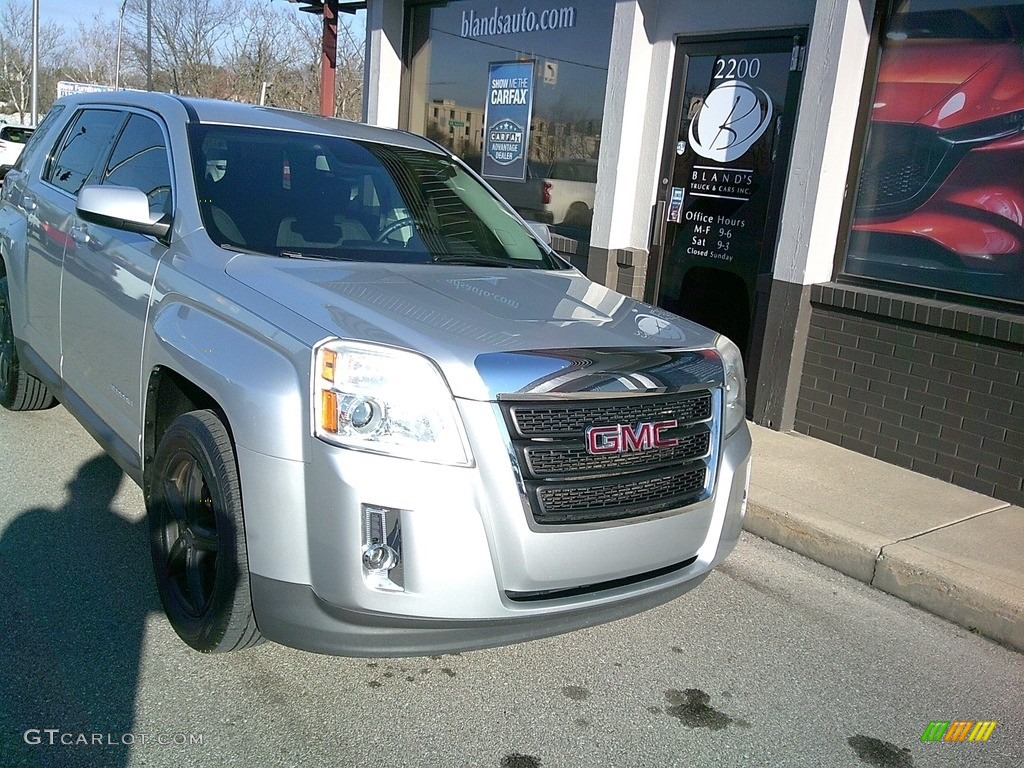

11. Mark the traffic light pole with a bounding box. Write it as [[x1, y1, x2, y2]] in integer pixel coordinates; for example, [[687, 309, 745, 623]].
[[320, 0, 339, 116]]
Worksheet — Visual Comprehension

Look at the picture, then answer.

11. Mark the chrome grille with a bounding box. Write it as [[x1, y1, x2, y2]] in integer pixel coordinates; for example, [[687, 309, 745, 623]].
[[500, 389, 719, 525], [512, 393, 712, 437], [855, 123, 954, 216], [538, 466, 707, 524], [525, 430, 711, 478]]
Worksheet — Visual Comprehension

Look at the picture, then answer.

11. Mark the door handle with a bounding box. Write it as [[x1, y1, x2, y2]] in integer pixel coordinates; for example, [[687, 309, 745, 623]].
[[70, 225, 91, 245], [652, 200, 667, 248]]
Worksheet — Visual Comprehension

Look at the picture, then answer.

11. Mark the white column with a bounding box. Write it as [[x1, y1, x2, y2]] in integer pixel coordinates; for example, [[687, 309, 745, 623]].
[[363, 0, 404, 128], [753, 0, 876, 431], [774, 0, 875, 286], [591, 1, 656, 256]]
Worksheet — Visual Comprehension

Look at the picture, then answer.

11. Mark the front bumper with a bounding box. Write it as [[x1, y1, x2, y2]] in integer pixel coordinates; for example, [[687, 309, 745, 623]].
[[249, 568, 710, 656], [243, 415, 751, 656]]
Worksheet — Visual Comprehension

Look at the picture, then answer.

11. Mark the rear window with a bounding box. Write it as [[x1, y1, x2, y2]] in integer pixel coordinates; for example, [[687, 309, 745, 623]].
[[547, 160, 598, 183], [0, 126, 33, 144]]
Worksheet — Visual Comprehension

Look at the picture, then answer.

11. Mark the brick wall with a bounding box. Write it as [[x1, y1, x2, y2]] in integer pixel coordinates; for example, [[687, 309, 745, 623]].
[[795, 284, 1024, 506]]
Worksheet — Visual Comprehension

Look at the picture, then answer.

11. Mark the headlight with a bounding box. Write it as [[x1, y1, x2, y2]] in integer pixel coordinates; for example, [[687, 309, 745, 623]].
[[313, 340, 472, 466], [715, 334, 746, 436], [941, 108, 1024, 147]]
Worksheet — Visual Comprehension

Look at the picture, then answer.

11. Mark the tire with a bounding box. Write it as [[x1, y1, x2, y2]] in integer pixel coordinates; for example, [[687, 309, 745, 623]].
[[0, 275, 56, 411], [147, 409, 263, 653], [563, 201, 593, 228]]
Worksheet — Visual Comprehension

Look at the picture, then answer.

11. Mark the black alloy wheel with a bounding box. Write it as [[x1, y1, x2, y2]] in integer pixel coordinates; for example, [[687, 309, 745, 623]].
[[148, 409, 262, 653], [0, 275, 55, 411]]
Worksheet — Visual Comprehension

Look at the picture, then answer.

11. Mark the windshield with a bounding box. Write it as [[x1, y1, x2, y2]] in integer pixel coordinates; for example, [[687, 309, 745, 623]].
[[188, 124, 564, 269], [888, 2, 1024, 41], [0, 126, 33, 143]]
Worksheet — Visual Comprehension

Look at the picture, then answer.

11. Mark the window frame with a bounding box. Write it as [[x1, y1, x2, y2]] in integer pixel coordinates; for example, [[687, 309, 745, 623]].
[[44, 107, 127, 198], [101, 111, 176, 222], [835, 0, 1024, 309]]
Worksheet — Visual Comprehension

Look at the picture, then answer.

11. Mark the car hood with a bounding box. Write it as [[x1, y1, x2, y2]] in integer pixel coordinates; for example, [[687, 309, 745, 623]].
[[225, 257, 723, 400], [872, 41, 1024, 127]]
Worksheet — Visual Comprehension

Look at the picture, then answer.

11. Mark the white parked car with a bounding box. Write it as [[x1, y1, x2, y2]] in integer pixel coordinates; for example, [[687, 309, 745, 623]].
[[0, 124, 34, 168]]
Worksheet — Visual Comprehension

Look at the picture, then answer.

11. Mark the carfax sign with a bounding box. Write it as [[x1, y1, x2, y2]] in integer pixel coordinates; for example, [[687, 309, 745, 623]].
[[481, 60, 535, 181]]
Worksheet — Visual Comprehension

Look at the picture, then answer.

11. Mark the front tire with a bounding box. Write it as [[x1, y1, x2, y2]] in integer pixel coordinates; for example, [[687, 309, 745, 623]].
[[0, 275, 56, 411], [147, 409, 263, 653]]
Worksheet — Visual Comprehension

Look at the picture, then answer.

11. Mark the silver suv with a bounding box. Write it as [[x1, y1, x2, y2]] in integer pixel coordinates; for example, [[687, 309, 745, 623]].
[[0, 92, 751, 656]]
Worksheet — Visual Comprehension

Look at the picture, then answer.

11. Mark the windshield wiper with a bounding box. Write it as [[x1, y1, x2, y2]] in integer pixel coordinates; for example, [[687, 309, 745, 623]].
[[432, 254, 519, 267], [219, 243, 273, 257], [280, 250, 358, 262], [219, 244, 353, 262]]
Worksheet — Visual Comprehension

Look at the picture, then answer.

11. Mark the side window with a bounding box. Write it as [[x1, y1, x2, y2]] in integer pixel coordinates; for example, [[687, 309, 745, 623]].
[[103, 114, 172, 218], [17, 104, 65, 172], [46, 109, 124, 196]]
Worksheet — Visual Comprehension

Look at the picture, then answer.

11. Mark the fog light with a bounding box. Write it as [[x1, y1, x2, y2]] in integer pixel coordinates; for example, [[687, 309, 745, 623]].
[[362, 505, 403, 588], [363, 544, 399, 571]]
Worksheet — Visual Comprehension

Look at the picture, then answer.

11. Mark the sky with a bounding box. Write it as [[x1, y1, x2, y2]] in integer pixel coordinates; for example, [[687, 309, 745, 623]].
[[39, 0, 124, 24], [37, 0, 366, 38]]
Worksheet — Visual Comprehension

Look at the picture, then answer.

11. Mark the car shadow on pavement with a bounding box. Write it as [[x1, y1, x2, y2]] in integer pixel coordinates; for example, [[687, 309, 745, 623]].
[[0, 454, 159, 768]]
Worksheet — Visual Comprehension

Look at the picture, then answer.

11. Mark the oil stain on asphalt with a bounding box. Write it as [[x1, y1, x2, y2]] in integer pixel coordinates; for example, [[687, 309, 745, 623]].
[[363, 654, 460, 688], [659, 688, 750, 730], [847, 734, 914, 767], [500, 752, 541, 768], [561, 685, 589, 701]]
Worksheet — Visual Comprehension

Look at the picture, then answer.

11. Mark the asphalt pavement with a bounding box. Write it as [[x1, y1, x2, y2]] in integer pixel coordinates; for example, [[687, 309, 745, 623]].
[[745, 423, 1024, 653], [2, 408, 1023, 767]]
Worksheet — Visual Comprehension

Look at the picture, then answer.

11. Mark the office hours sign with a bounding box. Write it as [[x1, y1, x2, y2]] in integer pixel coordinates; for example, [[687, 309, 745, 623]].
[[653, 34, 804, 361], [661, 41, 800, 285], [481, 60, 535, 181]]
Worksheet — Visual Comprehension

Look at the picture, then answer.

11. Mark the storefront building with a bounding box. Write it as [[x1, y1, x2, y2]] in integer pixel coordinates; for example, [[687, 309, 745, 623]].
[[352, 0, 1023, 506]]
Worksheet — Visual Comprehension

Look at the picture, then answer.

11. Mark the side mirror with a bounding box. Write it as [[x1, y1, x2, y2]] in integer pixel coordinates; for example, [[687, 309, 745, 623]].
[[0, 164, 14, 181], [525, 220, 552, 245], [76, 184, 170, 239]]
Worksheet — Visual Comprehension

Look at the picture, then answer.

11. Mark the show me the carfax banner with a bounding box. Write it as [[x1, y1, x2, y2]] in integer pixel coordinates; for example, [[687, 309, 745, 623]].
[[481, 60, 535, 182]]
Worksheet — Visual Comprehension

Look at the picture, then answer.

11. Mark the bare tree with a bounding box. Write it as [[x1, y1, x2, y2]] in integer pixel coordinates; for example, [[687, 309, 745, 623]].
[[544, 101, 602, 162], [227, 0, 290, 105], [122, 0, 234, 97], [0, 0, 365, 122], [333, 10, 364, 120], [228, 2, 363, 119], [0, 0, 66, 121], [59, 12, 121, 89]]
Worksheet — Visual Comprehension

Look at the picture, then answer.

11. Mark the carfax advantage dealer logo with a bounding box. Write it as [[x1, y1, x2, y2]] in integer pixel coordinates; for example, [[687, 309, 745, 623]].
[[921, 720, 998, 742]]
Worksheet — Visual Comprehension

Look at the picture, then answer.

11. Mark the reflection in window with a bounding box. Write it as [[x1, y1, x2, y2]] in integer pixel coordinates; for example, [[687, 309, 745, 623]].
[[48, 109, 124, 196], [104, 114, 172, 217], [188, 123, 562, 269], [404, 0, 616, 264], [844, 1, 1024, 303]]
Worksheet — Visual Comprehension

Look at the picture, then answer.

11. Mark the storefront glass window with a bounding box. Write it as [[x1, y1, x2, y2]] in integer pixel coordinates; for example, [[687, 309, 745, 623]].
[[844, 0, 1024, 304], [404, 0, 616, 261]]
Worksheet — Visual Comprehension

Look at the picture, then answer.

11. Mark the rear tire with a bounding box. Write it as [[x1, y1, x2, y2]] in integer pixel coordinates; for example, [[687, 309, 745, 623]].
[[147, 409, 263, 653], [0, 275, 56, 411], [563, 201, 593, 228]]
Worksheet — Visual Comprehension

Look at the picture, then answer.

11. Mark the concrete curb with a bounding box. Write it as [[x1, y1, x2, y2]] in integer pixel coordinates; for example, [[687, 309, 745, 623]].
[[743, 500, 1024, 652], [743, 424, 1024, 653], [873, 543, 1024, 653]]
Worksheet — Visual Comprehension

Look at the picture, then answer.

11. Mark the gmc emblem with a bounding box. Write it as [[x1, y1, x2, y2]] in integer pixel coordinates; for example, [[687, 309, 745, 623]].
[[585, 420, 679, 455]]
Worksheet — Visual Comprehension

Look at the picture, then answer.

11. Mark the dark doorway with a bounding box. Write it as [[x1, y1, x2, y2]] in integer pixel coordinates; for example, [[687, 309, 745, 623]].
[[648, 31, 806, 401]]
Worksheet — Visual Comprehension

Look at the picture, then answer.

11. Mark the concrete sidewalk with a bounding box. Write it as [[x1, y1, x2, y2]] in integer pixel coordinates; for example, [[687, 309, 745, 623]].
[[743, 423, 1024, 653]]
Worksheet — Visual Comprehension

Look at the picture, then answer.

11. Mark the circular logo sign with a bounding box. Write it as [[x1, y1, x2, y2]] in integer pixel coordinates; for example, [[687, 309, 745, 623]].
[[688, 79, 774, 162], [487, 119, 526, 166], [636, 313, 686, 340]]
